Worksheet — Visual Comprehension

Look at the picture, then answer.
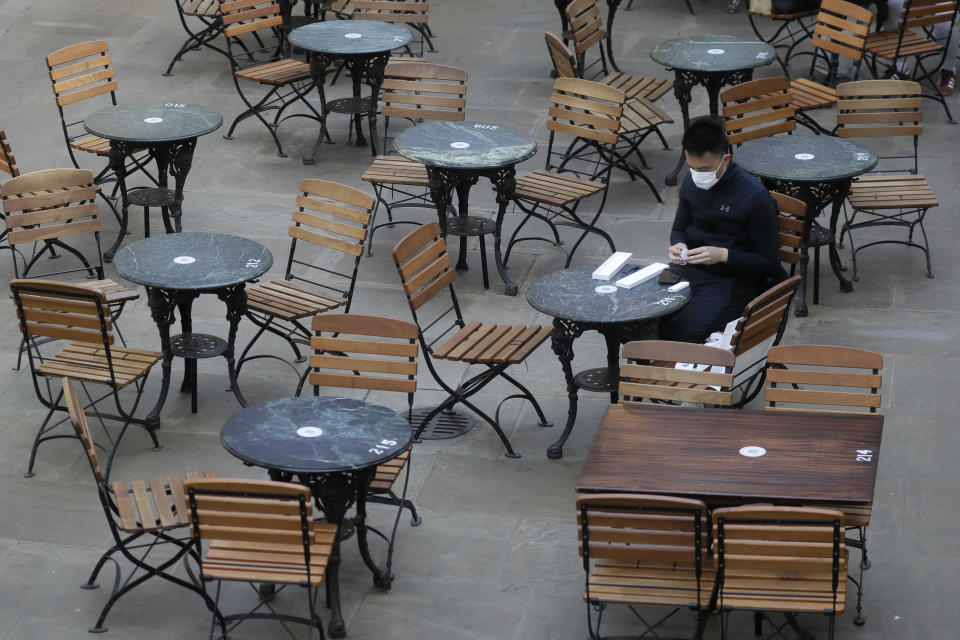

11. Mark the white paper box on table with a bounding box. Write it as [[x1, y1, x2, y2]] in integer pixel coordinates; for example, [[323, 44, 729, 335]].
[[615, 262, 668, 289], [591, 252, 633, 281]]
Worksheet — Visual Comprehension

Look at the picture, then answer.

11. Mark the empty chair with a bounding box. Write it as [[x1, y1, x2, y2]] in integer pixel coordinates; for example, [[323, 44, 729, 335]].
[[164, 0, 227, 76], [0, 129, 17, 178], [721, 76, 797, 146], [619, 340, 735, 406], [747, 0, 820, 75], [771, 191, 828, 304], [353, 0, 433, 58]]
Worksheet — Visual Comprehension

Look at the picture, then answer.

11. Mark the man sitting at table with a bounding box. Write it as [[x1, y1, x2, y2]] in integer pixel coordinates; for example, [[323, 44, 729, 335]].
[[660, 116, 782, 343]]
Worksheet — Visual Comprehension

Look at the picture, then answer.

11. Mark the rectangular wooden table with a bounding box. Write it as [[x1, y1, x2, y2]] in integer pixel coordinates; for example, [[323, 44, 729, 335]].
[[576, 403, 883, 506]]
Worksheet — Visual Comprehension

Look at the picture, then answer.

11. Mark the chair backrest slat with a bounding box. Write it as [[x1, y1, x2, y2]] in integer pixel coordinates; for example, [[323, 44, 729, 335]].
[[0, 130, 19, 178], [381, 62, 467, 125], [900, 0, 958, 30], [772, 192, 807, 267], [566, 0, 606, 56], [392, 222, 456, 312], [10, 279, 112, 344], [729, 276, 801, 357], [721, 77, 796, 147], [619, 340, 735, 406], [811, 0, 873, 64], [545, 32, 577, 79], [764, 344, 882, 413], [63, 377, 105, 484], [46, 41, 117, 108], [836, 80, 923, 139]]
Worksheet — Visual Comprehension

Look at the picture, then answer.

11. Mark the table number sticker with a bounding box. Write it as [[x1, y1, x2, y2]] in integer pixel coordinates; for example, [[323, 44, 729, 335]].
[[393, 35, 405, 41], [855, 449, 873, 462], [756, 51, 769, 59], [707, 48, 725, 54], [164, 103, 186, 108], [245, 258, 261, 268], [794, 153, 815, 160], [173, 256, 196, 264], [344, 32, 362, 38], [594, 285, 617, 294], [857, 152, 871, 161], [450, 141, 471, 149], [739, 445, 766, 457], [144, 117, 164, 123], [297, 426, 323, 438], [369, 438, 398, 455]]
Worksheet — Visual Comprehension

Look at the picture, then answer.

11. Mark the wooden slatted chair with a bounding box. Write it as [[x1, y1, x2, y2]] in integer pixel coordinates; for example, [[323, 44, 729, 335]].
[[0, 129, 17, 178], [164, 0, 227, 76], [863, 0, 959, 121], [748, 1, 820, 75], [836, 79, 938, 280], [619, 341, 735, 407], [219, 0, 321, 157], [764, 344, 882, 626], [237, 179, 372, 383], [63, 378, 221, 634], [562, 1, 673, 103], [361, 62, 468, 257], [392, 222, 553, 458], [10, 280, 162, 479], [505, 78, 624, 269], [184, 478, 336, 640], [354, 0, 433, 58], [578, 495, 716, 640], [790, 0, 874, 134], [771, 190, 830, 306], [308, 313, 420, 574], [714, 506, 847, 640], [721, 76, 797, 147], [320, 0, 354, 19]]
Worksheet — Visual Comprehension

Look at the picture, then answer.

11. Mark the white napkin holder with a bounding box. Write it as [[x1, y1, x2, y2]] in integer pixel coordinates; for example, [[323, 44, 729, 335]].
[[615, 262, 667, 289], [592, 252, 633, 281]]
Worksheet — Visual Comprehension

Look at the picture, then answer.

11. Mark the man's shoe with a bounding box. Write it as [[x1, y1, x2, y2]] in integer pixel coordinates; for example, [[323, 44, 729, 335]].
[[938, 70, 956, 96]]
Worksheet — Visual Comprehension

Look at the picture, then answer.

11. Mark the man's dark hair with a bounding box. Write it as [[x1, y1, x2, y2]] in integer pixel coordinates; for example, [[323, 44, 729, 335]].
[[682, 116, 729, 156]]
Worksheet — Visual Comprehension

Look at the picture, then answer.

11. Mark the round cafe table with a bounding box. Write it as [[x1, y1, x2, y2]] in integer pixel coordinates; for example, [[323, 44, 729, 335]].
[[394, 120, 538, 296], [527, 264, 691, 458], [114, 232, 272, 426], [290, 20, 412, 163], [736, 135, 877, 317], [221, 395, 413, 638], [650, 35, 775, 186], [84, 103, 222, 260]]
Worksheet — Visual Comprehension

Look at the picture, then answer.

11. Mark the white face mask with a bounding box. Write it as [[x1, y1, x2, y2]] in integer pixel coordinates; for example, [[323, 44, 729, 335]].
[[689, 155, 729, 190]]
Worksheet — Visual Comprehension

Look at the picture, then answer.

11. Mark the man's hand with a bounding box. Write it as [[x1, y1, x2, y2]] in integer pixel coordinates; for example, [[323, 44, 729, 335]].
[[685, 246, 728, 265], [668, 242, 688, 264]]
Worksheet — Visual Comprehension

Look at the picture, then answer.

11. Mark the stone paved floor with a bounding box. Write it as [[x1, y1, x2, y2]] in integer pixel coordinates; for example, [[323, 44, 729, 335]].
[[1, 0, 958, 638]]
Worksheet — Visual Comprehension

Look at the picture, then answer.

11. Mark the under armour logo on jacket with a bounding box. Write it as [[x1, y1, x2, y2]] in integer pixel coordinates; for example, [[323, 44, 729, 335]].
[[719, 204, 731, 214]]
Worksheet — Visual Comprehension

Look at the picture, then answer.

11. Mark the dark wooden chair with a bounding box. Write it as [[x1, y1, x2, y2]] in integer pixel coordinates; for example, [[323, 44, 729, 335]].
[[619, 340, 735, 407], [361, 62, 468, 257], [748, 1, 820, 75], [392, 222, 553, 458], [506, 78, 625, 268], [164, 0, 227, 76], [836, 79, 937, 280], [721, 76, 797, 146], [237, 179, 372, 384], [771, 190, 830, 305], [184, 478, 336, 640], [578, 494, 716, 640], [63, 378, 220, 633], [353, 0, 433, 58], [714, 505, 847, 640], [10, 280, 162, 479], [862, 0, 959, 121], [219, 0, 321, 157]]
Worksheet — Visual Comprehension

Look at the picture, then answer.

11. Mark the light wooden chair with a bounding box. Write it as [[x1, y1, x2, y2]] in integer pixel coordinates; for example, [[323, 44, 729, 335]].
[[184, 478, 336, 640], [619, 340, 735, 407], [237, 179, 372, 383], [63, 378, 220, 634], [748, 1, 820, 75], [164, 0, 227, 76], [836, 79, 937, 280], [219, 0, 321, 157], [578, 494, 716, 640], [721, 76, 797, 146], [771, 190, 830, 306], [714, 506, 847, 640], [392, 222, 553, 458], [0, 129, 17, 178], [764, 343, 883, 625], [353, 0, 433, 58]]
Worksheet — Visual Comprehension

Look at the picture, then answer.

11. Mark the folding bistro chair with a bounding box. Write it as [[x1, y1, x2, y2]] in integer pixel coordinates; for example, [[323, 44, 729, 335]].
[[714, 506, 847, 640], [836, 79, 938, 280], [63, 378, 221, 634], [578, 494, 717, 640], [307, 313, 421, 574], [619, 341, 735, 406], [10, 280, 162, 479], [748, 0, 819, 75], [184, 478, 336, 640], [720, 76, 797, 146], [505, 78, 625, 269], [862, 0, 959, 122], [392, 222, 553, 458], [237, 179, 373, 382], [164, 0, 228, 76], [772, 191, 810, 279], [0, 129, 17, 178], [764, 344, 883, 625], [361, 62, 467, 256], [353, 0, 433, 58], [219, 0, 322, 157]]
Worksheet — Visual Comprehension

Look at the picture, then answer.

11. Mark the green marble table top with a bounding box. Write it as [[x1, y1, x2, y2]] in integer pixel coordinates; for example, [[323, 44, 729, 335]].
[[84, 103, 222, 143], [650, 34, 776, 73], [114, 232, 272, 291], [736, 135, 878, 182], [394, 121, 538, 170], [289, 20, 412, 54], [221, 396, 413, 474], [527, 265, 691, 324]]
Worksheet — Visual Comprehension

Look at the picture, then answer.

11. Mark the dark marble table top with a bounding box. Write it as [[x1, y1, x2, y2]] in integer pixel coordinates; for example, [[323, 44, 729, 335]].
[[527, 265, 691, 324], [289, 20, 412, 55], [650, 34, 776, 73], [394, 121, 538, 170], [114, 232, 272, 291], [221, 396, 413, 474], [736, 136, 878, 183], [84, 103, 222, 143]]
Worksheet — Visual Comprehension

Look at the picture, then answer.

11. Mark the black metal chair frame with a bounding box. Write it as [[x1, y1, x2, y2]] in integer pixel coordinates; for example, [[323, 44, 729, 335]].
[[164, 0, 230, 76], [11, 281, 160, 480], [748, 8, 818, 76]]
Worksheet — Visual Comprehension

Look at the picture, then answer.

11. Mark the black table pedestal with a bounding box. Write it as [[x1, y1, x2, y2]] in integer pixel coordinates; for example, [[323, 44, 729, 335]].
[[547, 316, 658, 459], [104, 139, 196, 260]]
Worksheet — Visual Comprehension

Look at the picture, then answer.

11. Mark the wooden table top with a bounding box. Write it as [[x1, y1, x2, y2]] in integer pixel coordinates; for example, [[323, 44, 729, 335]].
[[576, 403, 883, 506]]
